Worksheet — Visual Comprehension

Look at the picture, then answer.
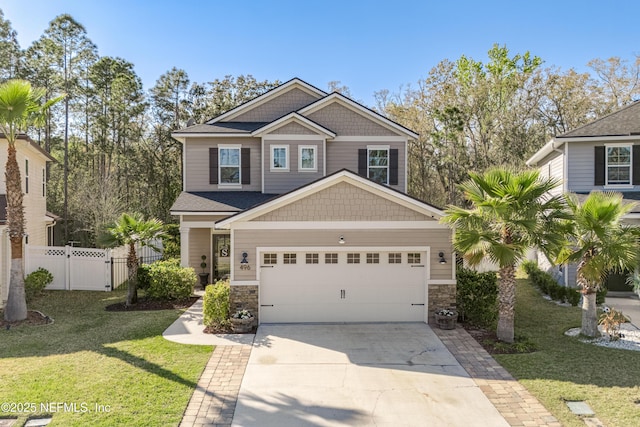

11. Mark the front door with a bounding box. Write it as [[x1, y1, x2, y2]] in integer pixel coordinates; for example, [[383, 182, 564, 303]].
[[213, 234, 231, 280]]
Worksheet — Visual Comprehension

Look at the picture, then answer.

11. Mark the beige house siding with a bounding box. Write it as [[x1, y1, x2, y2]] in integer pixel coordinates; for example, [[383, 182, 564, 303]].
[[263, 139, 325, 193], [326, 140, 407, 191], [183, 137, 261, 191], [188, 228, 212, 276], [255, 182, 429, 222], [233, 228, 453, 282], [307, 102, 398, 136], [269, 122, 320, 135], [0, 139, 50, 246], [233, 88, 321, 122]]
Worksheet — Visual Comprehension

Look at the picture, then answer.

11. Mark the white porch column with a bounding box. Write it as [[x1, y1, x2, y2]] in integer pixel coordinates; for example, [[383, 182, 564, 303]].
[[180, 226, 190, 268]]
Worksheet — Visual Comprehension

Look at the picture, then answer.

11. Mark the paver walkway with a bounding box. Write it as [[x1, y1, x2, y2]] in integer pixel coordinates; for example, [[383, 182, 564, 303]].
[[179, 345, 252, 427], [433, 326, 562, 427]]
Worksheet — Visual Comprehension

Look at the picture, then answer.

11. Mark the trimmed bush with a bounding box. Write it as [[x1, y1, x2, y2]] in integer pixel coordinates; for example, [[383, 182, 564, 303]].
[[145, 259, 196, 300], [566, 288, 581, 306], [456, 267, 498, 328], [203, 280, 230, 326], [596, 288, 608, 305], [137, 263, 152, 290], [24, 268, 53, 301], [525, 261, 582, 305]]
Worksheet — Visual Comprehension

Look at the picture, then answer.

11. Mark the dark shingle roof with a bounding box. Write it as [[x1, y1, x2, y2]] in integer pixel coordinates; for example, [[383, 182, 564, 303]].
[[170, 191, 278, 213], [174, 122, 268, 134], [559, 101, 640, 138]]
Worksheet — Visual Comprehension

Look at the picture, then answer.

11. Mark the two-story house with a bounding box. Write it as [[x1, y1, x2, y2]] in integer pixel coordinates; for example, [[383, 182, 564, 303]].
[[1, 134, 58, 307], [527, 100, 640, 291], [170, 78, 456, 324]]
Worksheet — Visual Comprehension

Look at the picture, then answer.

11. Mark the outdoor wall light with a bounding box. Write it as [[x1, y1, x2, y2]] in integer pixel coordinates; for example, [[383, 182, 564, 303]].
[[240, 251, 248, 264], [339, 235, 345, 244], [438, 252, 447, 264]]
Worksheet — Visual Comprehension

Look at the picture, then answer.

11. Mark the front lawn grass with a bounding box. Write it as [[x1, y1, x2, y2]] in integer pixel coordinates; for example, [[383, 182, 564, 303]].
[[495, 279, 640, 427], [0, 290, 212, 426]]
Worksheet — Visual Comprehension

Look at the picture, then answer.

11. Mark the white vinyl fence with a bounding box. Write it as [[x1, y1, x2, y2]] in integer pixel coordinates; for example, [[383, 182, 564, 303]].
[[25, 241, 163, 292]]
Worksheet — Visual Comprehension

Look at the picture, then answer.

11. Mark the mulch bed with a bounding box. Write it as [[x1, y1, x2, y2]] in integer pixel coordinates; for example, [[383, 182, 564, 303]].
[[105, 296, 200, 312], [462, 323, 531, 354], [203, 323, 257, 334], [0, 310, 53, 328]]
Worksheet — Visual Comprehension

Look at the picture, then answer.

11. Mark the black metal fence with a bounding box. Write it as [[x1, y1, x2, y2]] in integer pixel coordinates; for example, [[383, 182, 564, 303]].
[[111, 254, 163, 291]]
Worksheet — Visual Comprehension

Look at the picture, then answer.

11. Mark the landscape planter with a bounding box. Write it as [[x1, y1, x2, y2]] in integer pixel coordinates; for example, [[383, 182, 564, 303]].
[[230, 317, 255, 333], [198, 273, 209, 288], [434, 313, 458, 330]]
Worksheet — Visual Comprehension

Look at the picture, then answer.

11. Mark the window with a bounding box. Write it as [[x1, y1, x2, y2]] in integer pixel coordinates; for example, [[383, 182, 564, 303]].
[[306, 253, 319, 264], [25, 159, 29, 194], [283, 253, 297, 264], [263, 253, 277, 264], [606, 145, 632, 185], [408, 253, 421, 264], [389, 253, 402, 264], [368, 148, 389, 184], [347, 253, 360, 264], [299, 145, 317, 171], [271, 145, 289, 171], [325, 253, 338, 264], [366, 253, 380, 264], [42, 168, 46, 197], [220, 147, 240, 184]]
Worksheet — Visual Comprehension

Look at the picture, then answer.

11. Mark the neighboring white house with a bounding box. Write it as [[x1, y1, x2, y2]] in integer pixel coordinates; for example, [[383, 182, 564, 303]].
[[527, 100, 640, 290], [0, 134, 57, 307]]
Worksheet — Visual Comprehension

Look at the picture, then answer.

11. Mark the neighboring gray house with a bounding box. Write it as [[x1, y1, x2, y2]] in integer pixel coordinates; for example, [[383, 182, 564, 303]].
[[170, 78, 456, 323], [527, 100, 640, 290]]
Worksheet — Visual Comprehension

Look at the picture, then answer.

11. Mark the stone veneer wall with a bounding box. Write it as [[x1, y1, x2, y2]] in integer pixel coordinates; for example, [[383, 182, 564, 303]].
[[229, 285, 259, 321], [427, 284, 456, 324]]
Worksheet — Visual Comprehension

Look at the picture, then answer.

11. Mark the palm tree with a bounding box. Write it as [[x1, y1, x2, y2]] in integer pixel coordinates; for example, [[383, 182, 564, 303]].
[[556, 192, 638, 337], [0, 80, 64, 321], [102, 213, 165, 306], [442, 168, 568, 343]]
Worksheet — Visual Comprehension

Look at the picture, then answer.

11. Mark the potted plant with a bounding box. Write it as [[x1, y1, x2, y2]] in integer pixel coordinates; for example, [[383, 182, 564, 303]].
[[230, 309, 255, 333], [434, 308, 458, 330], [198, 255, 209, 288]]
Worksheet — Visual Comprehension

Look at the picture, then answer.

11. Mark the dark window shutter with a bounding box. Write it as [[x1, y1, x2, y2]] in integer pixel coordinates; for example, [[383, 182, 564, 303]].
[[209, 148, 218, 184], [389, 149, 399, 185], [241, 148, 251, 185], [633, 145, 640, 185], [358, 149, 367, 176], [594, 146, 605, 186]]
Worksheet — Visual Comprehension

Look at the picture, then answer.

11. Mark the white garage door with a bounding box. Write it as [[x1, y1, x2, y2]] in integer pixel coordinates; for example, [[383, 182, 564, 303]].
[[259, 250, 427, 323]]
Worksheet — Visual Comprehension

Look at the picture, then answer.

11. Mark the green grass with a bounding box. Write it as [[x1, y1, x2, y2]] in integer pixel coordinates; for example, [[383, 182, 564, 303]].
[[0, 290, 212, 426], [495, 279, 640, 427]]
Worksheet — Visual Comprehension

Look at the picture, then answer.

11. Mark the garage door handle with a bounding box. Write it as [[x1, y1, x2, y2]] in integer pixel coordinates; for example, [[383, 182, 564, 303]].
[[261, 265, 274, 268], [261, 304, 274, 307], [411, 265, 425, 267], [411, 303, 425, 306], [340, 289, 345, 299]]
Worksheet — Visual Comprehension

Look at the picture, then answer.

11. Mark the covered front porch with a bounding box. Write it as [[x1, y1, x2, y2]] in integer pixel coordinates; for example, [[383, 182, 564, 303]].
[[180, 226, 230, 284]]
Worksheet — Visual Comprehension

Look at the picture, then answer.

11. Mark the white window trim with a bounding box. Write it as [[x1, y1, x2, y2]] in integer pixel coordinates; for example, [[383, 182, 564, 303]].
[[298, 145, 317, 172], [270, 144, 289, 172], [367, 145, 390, 185], [218, 144, 242, 188], [604, 143, 633, 188]]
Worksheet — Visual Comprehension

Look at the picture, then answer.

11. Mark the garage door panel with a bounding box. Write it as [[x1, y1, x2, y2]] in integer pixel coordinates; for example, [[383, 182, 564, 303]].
[[259, 250, 426, 323]]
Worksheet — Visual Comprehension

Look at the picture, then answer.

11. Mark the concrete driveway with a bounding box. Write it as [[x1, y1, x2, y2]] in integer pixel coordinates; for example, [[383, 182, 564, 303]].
[[232, 323, 508, 427]]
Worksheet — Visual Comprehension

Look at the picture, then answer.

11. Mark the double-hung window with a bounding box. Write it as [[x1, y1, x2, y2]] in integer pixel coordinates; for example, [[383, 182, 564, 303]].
[[299, 145, 317, 171], [219, 147, 240, 184], [368, 148, 389, 184], [606, 145, 632, 186], [271, 145, 289, 171]]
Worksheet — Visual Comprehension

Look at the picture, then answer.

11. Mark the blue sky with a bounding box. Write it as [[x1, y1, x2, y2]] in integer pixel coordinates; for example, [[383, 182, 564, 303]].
[[2, 0, 639, 106]]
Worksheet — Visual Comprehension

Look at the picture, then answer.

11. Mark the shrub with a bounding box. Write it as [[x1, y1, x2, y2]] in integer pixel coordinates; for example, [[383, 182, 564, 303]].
[[599, 306, 628, 340], [203, 280, 230, 326], [596, 288, 608, 305], [456, 267, 498, 328], [24, 268, 53, 301], [566, 289, 581, 306], [520, 260, 538, 276], [137, 264, 152, 290], [145, 259, 196, 300]]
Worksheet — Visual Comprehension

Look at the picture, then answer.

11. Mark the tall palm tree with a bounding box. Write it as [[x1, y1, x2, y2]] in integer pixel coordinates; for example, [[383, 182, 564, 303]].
[[0, 80, 63, 321], [102, 213, 165, 306], [556, 192, 638, 337], [442, 168, 568, 343]]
